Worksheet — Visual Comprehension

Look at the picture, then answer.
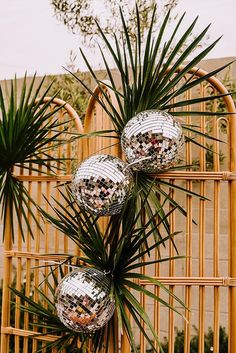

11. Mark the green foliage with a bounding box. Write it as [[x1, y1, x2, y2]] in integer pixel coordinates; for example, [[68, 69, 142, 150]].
[[11, 185, 185, 353], [194, 71, 236, 171], [205, 70, 236, 136], [214, 71, 236, 115], [192, 143, 226, 172], [68, 4, 232, 240], [51, 0, 178, 47], [0, 75, 73, 241], [138, 326, 228, 353], [71, 4, 232, 145], [48, 52, 88, 120], [182, 326, 228, 353], [205, 144, 225, 170]]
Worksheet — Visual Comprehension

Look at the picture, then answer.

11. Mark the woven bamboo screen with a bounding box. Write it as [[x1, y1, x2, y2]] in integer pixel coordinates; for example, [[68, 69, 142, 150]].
[[1, 67, 236, 353]]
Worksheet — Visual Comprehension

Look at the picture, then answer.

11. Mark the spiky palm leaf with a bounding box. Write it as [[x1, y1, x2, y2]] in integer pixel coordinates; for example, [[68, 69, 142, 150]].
[[66, 5, 232, 240], [71, 5, 233, 135], [0, 75, 73, 240], [11, 185, 185, 353]]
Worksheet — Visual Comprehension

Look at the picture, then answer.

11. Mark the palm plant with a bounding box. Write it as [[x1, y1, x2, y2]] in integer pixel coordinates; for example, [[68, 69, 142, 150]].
[[72, 5, 232, 135], [0, 75, 72, 240], [12, 185, 185, 353], [67, 4, 233, 241]]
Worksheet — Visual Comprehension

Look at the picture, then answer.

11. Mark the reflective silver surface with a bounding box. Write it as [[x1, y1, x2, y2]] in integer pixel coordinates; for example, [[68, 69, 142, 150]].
[[72, 154, 134, 215], [55, 268, 115, 333], [121, 110, 184, 172]]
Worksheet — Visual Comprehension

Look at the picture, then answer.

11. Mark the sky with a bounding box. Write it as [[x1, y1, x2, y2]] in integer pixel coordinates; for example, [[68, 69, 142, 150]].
[[0, 0, 236, 79]]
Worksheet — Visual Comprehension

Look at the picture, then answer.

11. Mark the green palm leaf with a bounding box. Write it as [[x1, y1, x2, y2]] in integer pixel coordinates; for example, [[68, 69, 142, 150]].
[[0, 74, 73, 240], [66, 5, 232, 249], [27, 183, 185, 351], [71, 5, 233, 136]]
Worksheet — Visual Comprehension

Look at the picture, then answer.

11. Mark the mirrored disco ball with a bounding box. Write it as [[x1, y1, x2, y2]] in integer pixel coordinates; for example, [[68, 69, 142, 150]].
[[72, 154, 134, 216], [121, 110, 184, 172], [55, 267, 115, 333]]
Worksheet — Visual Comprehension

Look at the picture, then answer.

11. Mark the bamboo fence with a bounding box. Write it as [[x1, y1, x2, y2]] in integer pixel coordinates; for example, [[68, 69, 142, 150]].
[[1, 67, 236, 352]]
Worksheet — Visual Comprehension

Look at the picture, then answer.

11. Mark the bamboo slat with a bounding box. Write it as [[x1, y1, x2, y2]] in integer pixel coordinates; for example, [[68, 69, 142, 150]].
[[14, 170, 236, 181]]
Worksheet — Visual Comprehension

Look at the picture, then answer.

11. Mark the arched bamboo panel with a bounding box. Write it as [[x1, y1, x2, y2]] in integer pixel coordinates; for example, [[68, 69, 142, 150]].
[[83, 80, 121, 159], [1, 67, 236, 353], [0, 98, 83, 353], [83, 68, 236, 353]]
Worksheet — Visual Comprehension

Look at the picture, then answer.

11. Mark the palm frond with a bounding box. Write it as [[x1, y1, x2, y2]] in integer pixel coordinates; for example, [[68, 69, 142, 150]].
[[30, 182, 186, 351], [0, 75, 73, 240], [71, 6, 232, 138], [64, 5, 232, 249]]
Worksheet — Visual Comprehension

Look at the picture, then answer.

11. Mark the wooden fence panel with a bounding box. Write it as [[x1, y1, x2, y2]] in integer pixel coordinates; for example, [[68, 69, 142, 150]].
[[1, 68, 236, 352], [0, 98, 83, 353]]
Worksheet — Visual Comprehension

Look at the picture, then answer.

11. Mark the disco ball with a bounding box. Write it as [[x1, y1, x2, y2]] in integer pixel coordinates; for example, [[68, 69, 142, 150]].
[[121, 110, 184, 172], [55, 267, 115, 333], [72, 154, 134, 216]]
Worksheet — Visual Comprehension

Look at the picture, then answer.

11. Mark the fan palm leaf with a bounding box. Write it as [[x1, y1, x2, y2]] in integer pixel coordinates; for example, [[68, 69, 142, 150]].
[[12, 183, 185, 352], [33, 185, 185, 352], [72, 6, 233, 136], [0, 74, 73, 240], [66, 4, 233, 243]]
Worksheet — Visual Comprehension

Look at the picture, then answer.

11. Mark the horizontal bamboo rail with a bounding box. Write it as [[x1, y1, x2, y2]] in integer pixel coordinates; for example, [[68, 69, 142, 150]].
[[138, 277, 236, 286], [5, 248, 236, 285], [1, 327, 59, 342], [13, 171, 236, 181], [4, 251, 71, 260]]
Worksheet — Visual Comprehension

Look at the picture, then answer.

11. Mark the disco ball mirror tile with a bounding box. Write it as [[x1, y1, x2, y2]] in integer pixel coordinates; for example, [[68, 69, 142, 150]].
[[55, 267, 115, 333], [121, 110, 184, 172], [72, 154, 134, 216]]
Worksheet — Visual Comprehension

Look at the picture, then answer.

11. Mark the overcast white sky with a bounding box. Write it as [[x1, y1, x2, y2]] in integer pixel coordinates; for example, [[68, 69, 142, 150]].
[[0, 0, 236, 79]]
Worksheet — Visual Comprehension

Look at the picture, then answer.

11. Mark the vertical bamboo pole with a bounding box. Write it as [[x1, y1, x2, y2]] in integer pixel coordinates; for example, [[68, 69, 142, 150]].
[[140, 209, 146, 353], [184, 86, 192, 353], [154, 257, 160, 353], [198, 84, 206, 353], [228, 105, 236, 353], [121, 311, 131, 353], [168, 180, 175, 353], [108, 314, 118, 353], [1, 203, 13, 353], [23, 174, 32, 353], [154, 190, 161, 353], [168, 90, 177, 353], [213, 104, 221, 353], [15, 166, 23, 353]]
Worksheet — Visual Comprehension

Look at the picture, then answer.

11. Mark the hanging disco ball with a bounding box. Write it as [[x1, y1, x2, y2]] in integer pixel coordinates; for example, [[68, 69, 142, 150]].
[[72, 154, 134, 216], [55, 267, 115, 333], [121, 110, 184, 172]]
